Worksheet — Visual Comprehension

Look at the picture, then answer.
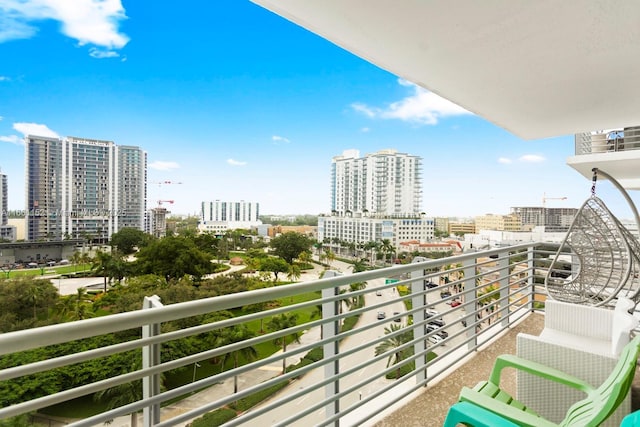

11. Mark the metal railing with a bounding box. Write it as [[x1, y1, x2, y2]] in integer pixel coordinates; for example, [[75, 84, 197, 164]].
[[575, 127, 640, 155], [0, 242, 548, 426]]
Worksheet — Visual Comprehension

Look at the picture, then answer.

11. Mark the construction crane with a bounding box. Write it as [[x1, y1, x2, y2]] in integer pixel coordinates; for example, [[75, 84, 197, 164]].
[[157, 200, 174, 207], [542, 193, 567, 208]]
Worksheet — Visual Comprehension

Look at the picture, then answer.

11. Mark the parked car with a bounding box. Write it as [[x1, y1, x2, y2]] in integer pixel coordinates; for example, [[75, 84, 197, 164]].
[[428, 334, 444, 345], [428, 318, 446, 328], [377, 311, 386, 320], [376, 290, 382, 296], [424, 280, 438, 289], [426, 323, 448, 338], [447, 299, 462, 307], [440, 290, 452, 298], [425, 309, 440, 318], [393, 311, 401, 322]]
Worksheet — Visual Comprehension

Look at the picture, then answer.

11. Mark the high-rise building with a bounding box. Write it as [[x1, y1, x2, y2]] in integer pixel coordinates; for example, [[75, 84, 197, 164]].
[[0, 170, 17, 242], [198, 200, 261, 234], [330, 149, 422, 215], [0, 170, 7, 226], [25, 135, 147, 242]]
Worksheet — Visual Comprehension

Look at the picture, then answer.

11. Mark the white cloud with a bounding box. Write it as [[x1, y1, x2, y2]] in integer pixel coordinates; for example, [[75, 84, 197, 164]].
[[227, 158, 247, 166], [360, 127, 370, 133], [13, 122, 59, 138], [89, 47, 119, 58], [149, 161, 180, 171], [498, 157, 512, 164], [0, 76, 9, 81], [0, 0, 129, 53], [351, 78, 471, 125], [272, 135, 290, 144], [0, 135, 23, 145], [518, 154, 545, 163]]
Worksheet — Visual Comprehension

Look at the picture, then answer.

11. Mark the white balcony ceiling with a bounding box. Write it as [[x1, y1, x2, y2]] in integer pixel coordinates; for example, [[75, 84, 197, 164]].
[[252, 0, 640, 140]]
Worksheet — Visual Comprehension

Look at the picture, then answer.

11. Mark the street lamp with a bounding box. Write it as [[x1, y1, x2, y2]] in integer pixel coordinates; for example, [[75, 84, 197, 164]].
[[192, 362, 201, 383]]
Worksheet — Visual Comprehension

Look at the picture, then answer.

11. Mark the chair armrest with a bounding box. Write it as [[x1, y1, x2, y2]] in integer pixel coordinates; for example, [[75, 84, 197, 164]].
[[444, 402, 521, 427], [459, 387, 559, 427], [489, 354, 594, 394]]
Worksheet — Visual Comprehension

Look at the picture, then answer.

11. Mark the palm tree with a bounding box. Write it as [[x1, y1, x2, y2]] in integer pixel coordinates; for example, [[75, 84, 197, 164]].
[[92, 250, 112, 292], [70, 251, 82, 273], [351, 258, 368, 273], [267, 313, 300, 374], [374, 324, 414, 379], [287, 263, 301, 282], [364, 241, 380, 266], [217, 325, 258, 394], [380, 239, 394, 266], [297, 250, 312, 267], [324, 249, 336, 267], [94, 360, 146, 427]]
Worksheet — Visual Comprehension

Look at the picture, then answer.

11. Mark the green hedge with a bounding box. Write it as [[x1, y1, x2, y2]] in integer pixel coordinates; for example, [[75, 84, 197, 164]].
[[189, 407, 237, 427]]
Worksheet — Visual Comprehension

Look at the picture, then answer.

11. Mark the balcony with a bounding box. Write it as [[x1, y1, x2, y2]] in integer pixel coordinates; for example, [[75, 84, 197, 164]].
[[567, 128, 640, 189], [0, 243, 593, 426]]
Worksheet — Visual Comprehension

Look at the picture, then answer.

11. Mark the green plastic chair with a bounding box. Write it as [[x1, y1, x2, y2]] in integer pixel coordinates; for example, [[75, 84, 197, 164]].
[[455, 335, 640, 427], [443, 401, 519, 426]]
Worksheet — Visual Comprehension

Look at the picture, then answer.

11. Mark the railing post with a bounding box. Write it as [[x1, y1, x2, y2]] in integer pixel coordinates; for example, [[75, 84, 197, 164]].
[[142, 295, 162, 427], [527, 246, 535, 311], [497, 251, 510, 327], [463, 257, 477, 349], [322, 270, 342, 427], [410, 257, 428, 385]]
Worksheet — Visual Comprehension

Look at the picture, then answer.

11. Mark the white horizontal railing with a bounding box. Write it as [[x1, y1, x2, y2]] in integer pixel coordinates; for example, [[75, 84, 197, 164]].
[[0, 243, 546, 426]]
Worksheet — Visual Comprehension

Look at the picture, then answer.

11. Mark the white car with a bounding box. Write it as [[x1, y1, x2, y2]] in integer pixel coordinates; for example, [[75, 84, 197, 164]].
[[428, 334, 444, 345]]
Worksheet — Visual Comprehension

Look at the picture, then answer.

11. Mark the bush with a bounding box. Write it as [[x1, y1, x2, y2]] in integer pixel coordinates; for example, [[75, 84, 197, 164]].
[[189, 407, 237, 427], [229, 382, 289, 412]]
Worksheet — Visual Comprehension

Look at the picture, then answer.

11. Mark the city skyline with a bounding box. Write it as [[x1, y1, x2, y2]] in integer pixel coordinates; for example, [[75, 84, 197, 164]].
[[0, 1, 636, 219]]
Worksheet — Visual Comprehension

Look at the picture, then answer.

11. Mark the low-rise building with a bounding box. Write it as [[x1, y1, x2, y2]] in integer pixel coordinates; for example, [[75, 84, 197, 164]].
[[318, 213, 434, 249], [198, 200, 262, 234], [474, 213, 522, 231]]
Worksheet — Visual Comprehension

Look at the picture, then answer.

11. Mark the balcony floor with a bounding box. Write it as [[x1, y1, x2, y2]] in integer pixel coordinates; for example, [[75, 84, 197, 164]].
[[374, 312, 640, 426]]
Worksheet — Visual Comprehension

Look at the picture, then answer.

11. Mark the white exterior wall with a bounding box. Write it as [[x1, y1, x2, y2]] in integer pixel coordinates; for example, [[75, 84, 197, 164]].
[[199, 200, 261, 233], [318, 215, 434, 249], [330, 149, 422, 215]]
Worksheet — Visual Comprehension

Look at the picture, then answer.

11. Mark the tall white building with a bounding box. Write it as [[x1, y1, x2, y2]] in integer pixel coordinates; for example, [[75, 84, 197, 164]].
[[198, 200, 261, 234], [0, 170, 16, 242], [25, 135, 147, 242], [331, 149, 422, 215]]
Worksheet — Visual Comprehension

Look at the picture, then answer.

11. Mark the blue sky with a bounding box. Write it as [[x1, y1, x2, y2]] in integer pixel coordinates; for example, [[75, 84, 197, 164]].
[[0, 0, 632, 218]]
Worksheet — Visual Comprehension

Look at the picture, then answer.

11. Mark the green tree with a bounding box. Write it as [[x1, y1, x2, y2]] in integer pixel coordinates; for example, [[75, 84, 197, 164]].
[[267, 313, 300, 374], [92, 250, 113, 292], [260, 257, 290, 283], [287, 263, 301, 282], [110, 227, 151, 254], [134, 236, 214, 281], [217, 325, 258, 394], [374, 324, 414, 379], [324, 249, 336, 267], [270, 232, 313, 264], [380, 239, 395, 266], [351, 258, 368, 273]]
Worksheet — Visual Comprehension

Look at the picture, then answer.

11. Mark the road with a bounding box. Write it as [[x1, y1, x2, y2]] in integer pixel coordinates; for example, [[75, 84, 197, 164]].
[[243, 268, 407, 427]]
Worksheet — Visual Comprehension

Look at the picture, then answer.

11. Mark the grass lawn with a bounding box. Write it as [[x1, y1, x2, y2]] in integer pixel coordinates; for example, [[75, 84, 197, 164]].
[[164, 287, 321, 390], [5, 264, 91, 279]]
